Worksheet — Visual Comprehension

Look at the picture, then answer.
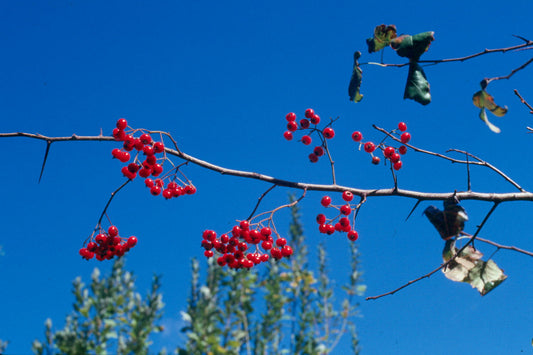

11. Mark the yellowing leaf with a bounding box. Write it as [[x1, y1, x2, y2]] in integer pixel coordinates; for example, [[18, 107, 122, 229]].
[[473, 89, 508, 133], [366, 24, 397, 53]]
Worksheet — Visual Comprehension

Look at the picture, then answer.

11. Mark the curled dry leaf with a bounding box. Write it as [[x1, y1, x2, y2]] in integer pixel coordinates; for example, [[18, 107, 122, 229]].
[[366, 24, 397, 53], [473, 89, 508, 133]]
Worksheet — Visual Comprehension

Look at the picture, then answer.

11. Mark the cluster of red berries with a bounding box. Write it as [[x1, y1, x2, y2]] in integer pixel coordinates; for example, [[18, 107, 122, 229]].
[[79, 225, 138, 261], [201, 220, 293, 269], [283, 108, 334, 163], [352, 122, 411, 170], [316, 191, 359, 241], [111, 118, 196, 199]]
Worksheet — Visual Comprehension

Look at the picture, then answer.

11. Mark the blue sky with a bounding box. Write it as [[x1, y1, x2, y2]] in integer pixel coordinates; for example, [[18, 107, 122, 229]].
[[0, 1, 532, 354]]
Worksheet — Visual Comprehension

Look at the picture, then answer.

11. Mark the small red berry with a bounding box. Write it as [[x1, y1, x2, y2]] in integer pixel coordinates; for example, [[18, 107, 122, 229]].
[[260, 227, 272, 237], [204, 250, 214, 258], [352, 131, 363, 142], [260, 254, 269, 262], [185, 185, 197, 195], [400, 132, 411, 144], [162, 189, 173, 199], [347, 230, 359, 241], [313, 146, 324, 156], [153, 142, 165, 153], [116, 118, 128, 130], [323, 127, 335, 139], [310, 114, 320, 125], [152, 164, 163, 176], [139, 168, 152, 178], [342, 191, 354, 202], [339, 217, 350, 227], [134, 139, 144, 150], [283, 131, 293, 141], [113, 128, 126, 141], [287, 121, 298, 132], [118, 151, 130, 163], [398, 122, 407, 132], [261, 241, 273, 250], [399, 145, 407, 155], [340, 204, 351, 215], [383, 146, 395, 158], [140, 133, 152, 145], [305, 108, 315, 118], [308, 153, 319, 163], [300, 119, 310, 129], [316, 213, 326, 224], [393, 161, 403, 170], [108, 226, 119, 237], [276, 238, 287, 247], [127, 163, 140, 173], [364, 142, 376, 153], [143, 145, 155, 156], [390, 152, 401, 163], [301, 135, 312, 145], [239, 220, 250, 230], [286, 112, 296, 121], [372, 156, 381, 165], [127, 236, 138, 247], [321, 196, 331, 207], [281, 245, 293, 257], [150, 186, 161, 196]]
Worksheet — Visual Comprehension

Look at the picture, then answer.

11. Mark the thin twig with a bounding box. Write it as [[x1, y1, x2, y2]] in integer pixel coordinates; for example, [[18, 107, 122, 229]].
[[246, 184, 277, 221], [463, 233, 533, 258], [514, 89, 533, 114], [486, 57, 533, 84]]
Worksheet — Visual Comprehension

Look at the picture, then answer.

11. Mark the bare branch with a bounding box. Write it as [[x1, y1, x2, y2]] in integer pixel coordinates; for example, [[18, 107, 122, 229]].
[[514, 89, 533, 114], [486, 57, 533, 84]]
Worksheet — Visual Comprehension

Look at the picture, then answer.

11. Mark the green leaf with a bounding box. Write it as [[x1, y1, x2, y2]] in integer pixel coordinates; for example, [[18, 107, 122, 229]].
[[472, 89, 507, 133], [390, 31, 435, 60], [366, 24, 397, 53], [348, 51, 363, 102], [404, 62, 431, 105]]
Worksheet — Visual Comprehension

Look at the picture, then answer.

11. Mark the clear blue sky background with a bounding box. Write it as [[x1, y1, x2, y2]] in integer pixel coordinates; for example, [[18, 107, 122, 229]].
[[1, 1, 532, 354]]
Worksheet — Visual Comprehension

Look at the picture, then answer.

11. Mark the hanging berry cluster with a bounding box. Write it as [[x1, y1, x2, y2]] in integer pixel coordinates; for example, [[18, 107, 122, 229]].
[[201, 220, 293, 269], [283, 108, 335, 163], [316, 191, 361, 241], [352, 121, 412, 170], [111, 118, 196, 199], [79, 225, 138, 261]]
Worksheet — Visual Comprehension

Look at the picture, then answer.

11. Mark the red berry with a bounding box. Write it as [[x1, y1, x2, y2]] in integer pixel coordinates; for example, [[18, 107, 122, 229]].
[[313, 146, 324, 156], [140, 133, 152, 145], [134, 139, 144, 150], [398, 122, 407, 132], [301, 135, 312, 145], [260, 227, 272, 237], [283, 131, 293, 141], [139, 168, 152, 178], [364, 142, 376, 153], [123, 136, 135, 151], [87, 242, 97, 252], [319, 224, 328, 233], [326, 224, 335, 235], [239, 220, 250, 230], [185, 185, 197, 195], [286, 112, 296, 121], [393, 161, 403, 170], [260, 254, 270, 262], [276, 238, 287, 247], [340, 204, 351, 215], [116, 118, 128, 130], [399, 145, 407, 155], [121, 166, 136, 180], [145, 155, 157, 166], [287, 121, 298, 132], [316, 213, 326, 224], [305, 108, 315, 118], [308, 153, 319, 163], [155, 179, 164, 187], [153, 142, 165, 153], [372, 156, 381, 165], [323, 127, 335, 139], [281, 245, 293, 257], [152, 164, 163, 176], [400, 132, 411, 144], [108, 226, 119, 237], [300, 119, 310, 129], [339, 217, 350, 227], [390, 152, 401, 163], [217, 256, 226, 266], [321, 196, 331, 207], [128, 163, 140, 173], [113, 128, 126, 141], [383, 146, 395, 158], [162, 189, 173, 199], [310, 114, 320, 125], [143, 145, 155, 156], [352, 131, 363, 142], [347, 230, 359, 241], [342, 191, 354, 202], [261, 241, 273, 250], [150, 186, 161, 196], [118, 151, 130, 163], [204, 250, 214, 258], [127, 236, 138, 247]]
